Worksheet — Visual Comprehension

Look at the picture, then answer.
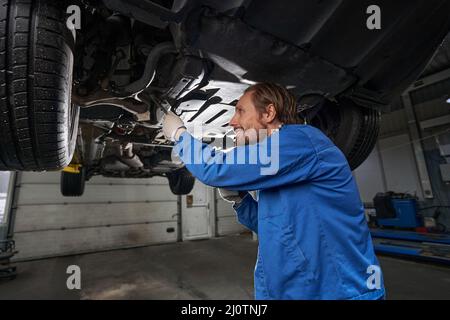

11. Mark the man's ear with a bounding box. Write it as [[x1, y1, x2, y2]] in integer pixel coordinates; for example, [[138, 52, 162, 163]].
[[264, 104, 277, 123]]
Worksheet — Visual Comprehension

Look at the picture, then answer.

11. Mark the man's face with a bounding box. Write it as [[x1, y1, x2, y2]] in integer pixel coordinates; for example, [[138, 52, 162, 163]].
[[229, 91, 266, 145]]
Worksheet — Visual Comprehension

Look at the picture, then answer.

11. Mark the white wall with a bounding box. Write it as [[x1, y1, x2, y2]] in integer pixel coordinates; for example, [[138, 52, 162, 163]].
[[353, 147, 386, 203], [12, 172, 179, 261], [378, 134, 424, 198], [0, 172, 11, 223], [353, 134, 424, 203]]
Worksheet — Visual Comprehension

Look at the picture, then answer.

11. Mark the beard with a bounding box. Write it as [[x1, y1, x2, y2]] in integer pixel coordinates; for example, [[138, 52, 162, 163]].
[[234, 128, 248, 146], [234, 126, 268, 147]]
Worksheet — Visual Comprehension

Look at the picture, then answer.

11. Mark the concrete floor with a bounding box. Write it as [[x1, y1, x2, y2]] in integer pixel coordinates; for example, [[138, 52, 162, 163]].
[[0, 233, 449, 300]]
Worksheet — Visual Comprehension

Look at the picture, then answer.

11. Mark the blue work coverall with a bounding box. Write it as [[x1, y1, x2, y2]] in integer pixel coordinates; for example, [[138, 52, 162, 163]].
[[174, 124, 385, 300]]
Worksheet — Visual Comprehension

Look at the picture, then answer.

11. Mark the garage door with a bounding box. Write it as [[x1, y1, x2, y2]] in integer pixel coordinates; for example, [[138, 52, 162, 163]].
[[11, 172, 179, 261]]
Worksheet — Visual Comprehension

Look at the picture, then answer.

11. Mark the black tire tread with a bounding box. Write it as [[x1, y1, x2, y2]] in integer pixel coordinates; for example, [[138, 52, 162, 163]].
[[60, 168, 85, 197], [167, 167, 196, 195], [0, 0, 75, 170], [310, 99, 381, 170]]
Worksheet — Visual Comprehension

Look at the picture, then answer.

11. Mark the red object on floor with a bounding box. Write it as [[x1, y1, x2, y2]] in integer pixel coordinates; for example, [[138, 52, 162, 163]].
[[415, 227, 428, 233]]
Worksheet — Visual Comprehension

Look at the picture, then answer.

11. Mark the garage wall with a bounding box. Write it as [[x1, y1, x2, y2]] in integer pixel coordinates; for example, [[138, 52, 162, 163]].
[[353, 146, 386, 203], [0, 172, 11, 223], [11, 172, 179, 261], [354, 134, 424, 202], [215, 190, 247, 236], [378, 134, 424, 199]]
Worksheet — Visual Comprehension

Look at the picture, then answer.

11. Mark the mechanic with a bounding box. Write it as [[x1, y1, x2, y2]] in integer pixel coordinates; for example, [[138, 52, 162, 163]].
[[161, 82, 385, 300]]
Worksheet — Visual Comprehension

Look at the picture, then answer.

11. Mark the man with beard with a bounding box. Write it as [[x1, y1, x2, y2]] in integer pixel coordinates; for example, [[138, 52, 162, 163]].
[[161, 82, 385, 300]]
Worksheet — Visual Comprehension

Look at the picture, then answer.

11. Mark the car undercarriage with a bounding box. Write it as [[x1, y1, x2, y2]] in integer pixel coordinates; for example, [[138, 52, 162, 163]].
[[0, 0, 449, 196]]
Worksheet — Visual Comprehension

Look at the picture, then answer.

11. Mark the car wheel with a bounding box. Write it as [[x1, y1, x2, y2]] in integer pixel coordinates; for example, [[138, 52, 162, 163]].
[[60, 167, 85, 197], [166, 167, 196, 195], [308, 98, 381, 170], [0, 0, 79, 171]]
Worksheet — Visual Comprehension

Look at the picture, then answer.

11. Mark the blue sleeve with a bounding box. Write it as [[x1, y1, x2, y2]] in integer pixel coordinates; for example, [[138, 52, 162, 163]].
[[173, 130, 317, 191], [232, 193, 258, 234]]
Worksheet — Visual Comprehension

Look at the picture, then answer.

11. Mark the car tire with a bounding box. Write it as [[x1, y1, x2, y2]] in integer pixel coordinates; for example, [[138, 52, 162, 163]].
[[0, 0, 79, 171], [308, 98, 381, 170], [166, 167, 195, 195], [60, 167, 85, 197]]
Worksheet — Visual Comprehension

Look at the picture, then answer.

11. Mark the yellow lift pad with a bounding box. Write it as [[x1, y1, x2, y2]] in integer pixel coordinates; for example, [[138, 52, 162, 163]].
[[62, 164, 81, 174]]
